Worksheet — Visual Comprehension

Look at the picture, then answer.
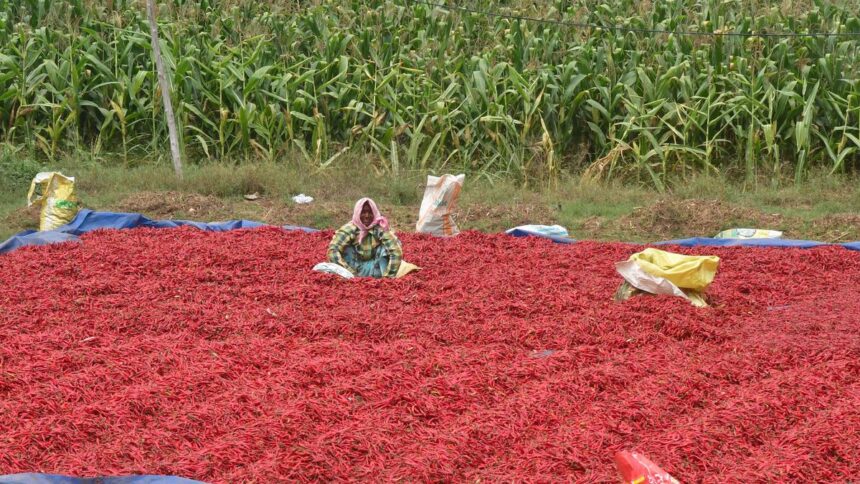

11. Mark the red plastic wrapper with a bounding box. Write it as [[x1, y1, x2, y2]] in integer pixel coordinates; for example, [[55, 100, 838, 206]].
[[615, 451, 679, 484]]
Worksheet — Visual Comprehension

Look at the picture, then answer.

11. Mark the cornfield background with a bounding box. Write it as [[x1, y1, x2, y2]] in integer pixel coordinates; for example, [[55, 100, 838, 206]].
[[1, 0, 860, 187]]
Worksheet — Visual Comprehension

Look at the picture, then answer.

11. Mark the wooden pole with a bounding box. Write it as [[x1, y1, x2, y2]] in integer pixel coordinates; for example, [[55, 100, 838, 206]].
[[146, 0, 183, 179]]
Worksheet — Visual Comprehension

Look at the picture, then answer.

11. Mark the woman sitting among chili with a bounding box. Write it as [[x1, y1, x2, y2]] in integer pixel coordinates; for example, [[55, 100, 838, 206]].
[[327, 198, 402, 278]]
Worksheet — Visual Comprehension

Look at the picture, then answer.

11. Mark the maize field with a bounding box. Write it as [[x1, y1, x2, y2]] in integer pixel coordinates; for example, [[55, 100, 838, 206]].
[[1, 0, 860, 185]]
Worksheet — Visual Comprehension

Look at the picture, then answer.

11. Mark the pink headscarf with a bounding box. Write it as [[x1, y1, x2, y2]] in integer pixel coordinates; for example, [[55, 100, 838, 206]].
[[352, 197, 389, 243]]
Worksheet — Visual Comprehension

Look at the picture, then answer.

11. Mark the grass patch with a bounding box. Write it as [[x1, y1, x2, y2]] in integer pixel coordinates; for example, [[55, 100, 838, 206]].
[[2, 152, 860, 243]]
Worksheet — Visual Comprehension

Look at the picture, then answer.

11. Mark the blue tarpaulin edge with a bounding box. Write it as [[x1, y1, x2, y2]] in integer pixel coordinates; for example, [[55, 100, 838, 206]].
[[509, 232, 860, 250], [3, 210, 860, 254], [0, 209, 318, 255], [0, 230, 81, 254], [0, 474, 205, 484], [505, 228, 577, 244], [654, 237, 831, 249]]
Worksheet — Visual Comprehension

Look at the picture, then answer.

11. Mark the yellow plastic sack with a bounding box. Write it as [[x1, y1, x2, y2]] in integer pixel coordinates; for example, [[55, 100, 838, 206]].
[[27, 172, 79, 231], [615, 248, 719, 307], [631, 248, 719, 291]]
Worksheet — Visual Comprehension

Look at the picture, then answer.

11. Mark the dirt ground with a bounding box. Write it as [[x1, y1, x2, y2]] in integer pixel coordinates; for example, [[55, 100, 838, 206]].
[[5, 188, 858, 243], [615, 198, 860, 242], [99, 190, 555, 234], [75, 192, 860, 243]]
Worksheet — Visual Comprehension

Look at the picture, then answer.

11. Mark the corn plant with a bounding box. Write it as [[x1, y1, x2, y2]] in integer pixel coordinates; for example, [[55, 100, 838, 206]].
[[1, 0, 860, 187]]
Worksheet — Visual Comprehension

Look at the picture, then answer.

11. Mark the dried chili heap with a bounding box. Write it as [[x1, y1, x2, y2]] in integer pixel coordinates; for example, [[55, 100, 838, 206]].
[[1, 227, 858, 482]]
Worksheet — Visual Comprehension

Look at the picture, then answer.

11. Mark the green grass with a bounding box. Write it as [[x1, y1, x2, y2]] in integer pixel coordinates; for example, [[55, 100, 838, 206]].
[[556, 181, 648, 219], [3, 151, 860, 243]]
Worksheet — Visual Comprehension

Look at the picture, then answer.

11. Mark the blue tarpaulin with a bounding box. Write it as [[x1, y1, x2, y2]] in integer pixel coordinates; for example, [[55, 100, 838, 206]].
[[504, 229, 860, 251], [502, 227, 860, 250], [3, 209, 860, 254], [0, 209, 317, 255], [60, 209, 267, 234], [505, 228, 577, 244], [0, 230, 81, 254], [655, 237, 829, 249], [0, 475, 204, 484]]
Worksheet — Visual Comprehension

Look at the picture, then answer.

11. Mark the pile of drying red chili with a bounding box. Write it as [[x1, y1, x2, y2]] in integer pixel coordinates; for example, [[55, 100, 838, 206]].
[[1, 227, 859, 482]]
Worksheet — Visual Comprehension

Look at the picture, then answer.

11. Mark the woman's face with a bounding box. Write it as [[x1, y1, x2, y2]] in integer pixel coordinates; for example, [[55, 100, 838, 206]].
[[360, 202, 374, 226]]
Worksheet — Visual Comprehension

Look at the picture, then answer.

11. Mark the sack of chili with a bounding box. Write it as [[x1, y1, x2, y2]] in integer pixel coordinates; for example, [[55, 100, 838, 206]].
[[416, 174, 464, 236]]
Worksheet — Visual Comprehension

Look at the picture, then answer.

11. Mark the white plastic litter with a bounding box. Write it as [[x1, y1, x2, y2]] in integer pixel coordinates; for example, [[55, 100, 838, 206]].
[[714, 228, 783, 239], [505, 224, 569, 238], [312, 262, 354, 279], [292, 194, 314, 204], [614, 260, 690, 302]]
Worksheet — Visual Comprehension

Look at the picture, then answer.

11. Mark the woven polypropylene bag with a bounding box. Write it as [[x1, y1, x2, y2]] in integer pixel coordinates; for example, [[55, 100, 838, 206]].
[[27, 172, 79, 231], [416, 174, 464, 236]]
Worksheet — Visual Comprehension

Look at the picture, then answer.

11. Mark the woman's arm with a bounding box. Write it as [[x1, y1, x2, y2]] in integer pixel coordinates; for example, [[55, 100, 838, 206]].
[[380, 231, 403, 278], [327, 224, 357, 273]]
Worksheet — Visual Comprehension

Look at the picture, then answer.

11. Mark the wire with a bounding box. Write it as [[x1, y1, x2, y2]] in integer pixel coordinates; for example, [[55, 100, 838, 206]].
[[408, 0, 860, 38]]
